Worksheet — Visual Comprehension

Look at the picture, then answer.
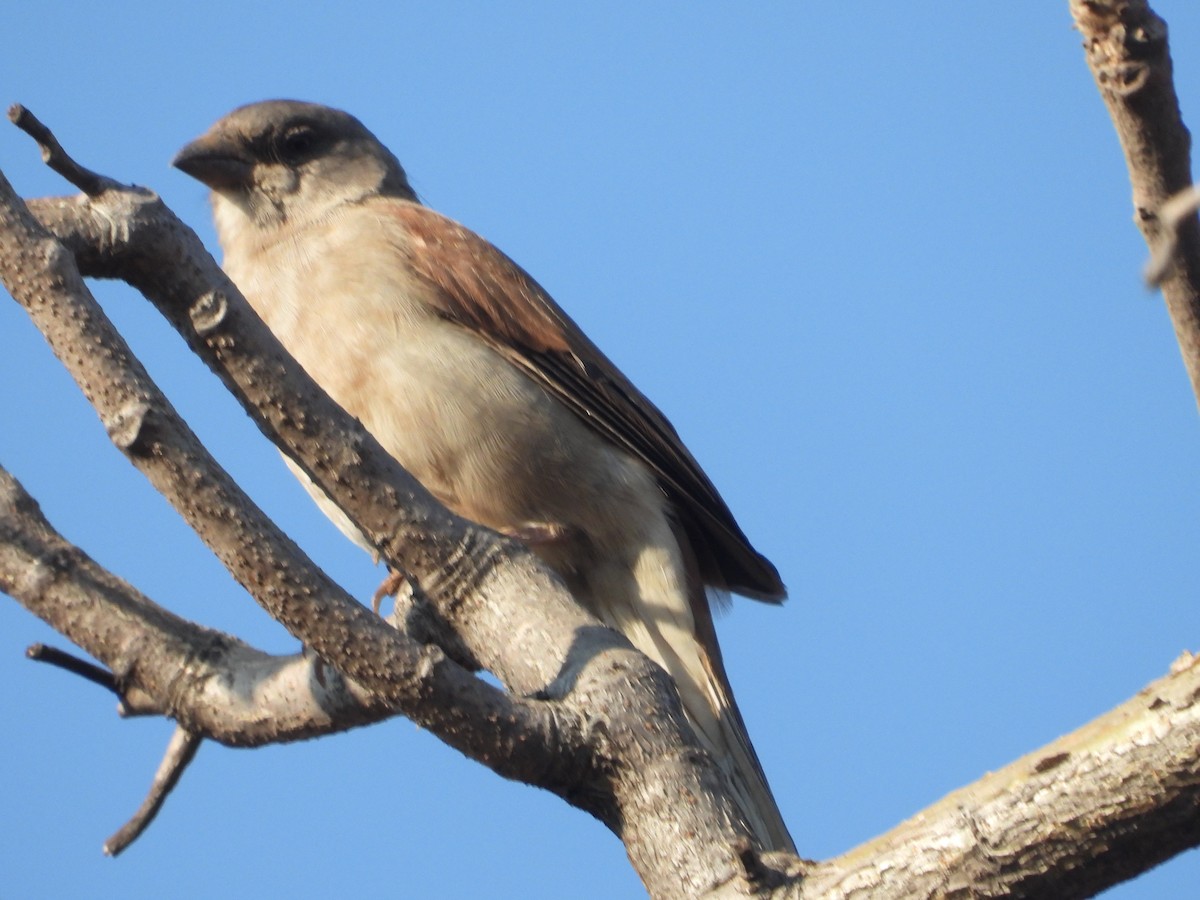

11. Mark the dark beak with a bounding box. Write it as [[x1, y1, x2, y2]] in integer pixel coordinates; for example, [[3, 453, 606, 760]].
[[172, 135, 253, 191]]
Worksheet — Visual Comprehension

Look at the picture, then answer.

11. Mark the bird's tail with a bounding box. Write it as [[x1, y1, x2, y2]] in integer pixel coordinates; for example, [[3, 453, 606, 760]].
[[599, 530, 795, 854], [644, 606, 796, 854]]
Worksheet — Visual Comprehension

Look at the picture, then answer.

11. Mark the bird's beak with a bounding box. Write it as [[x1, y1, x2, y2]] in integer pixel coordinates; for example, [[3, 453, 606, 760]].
[[172, 133, 253, 191]]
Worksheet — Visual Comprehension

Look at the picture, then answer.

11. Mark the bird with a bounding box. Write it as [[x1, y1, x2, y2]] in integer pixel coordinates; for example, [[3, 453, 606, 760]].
[[173, 100, 794, 853]]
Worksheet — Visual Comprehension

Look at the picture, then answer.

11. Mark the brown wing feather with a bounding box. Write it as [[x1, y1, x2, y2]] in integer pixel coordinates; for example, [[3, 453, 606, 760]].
[[383, 199, 785, 602]]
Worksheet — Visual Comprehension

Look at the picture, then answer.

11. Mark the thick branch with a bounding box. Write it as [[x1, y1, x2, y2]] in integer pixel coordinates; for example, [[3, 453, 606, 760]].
[[802, 652, 1200, 898]]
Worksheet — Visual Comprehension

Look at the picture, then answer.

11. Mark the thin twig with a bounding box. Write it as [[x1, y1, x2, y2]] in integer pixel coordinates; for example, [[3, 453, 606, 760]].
[[7, 105, 118, 198], [26, 642, 118, 694], [104, 726, 202, 856]]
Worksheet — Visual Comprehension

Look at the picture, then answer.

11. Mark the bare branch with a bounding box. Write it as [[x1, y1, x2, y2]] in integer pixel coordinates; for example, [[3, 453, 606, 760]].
[[0, 462, 440, 744], [7, 105, 117, 198], [104, 727, 202, 857], [801, 652, 1200, 898], [1070, 0, 1200, 408], [26, 643, 118, 695]]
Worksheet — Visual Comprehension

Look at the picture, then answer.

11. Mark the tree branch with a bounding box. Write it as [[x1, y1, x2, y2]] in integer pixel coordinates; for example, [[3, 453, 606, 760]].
[[8, 104, 117, 198], [1, 464, 346, 726], [803, 651, 1200, 898], [104, 726, 202, 857], [1070, 0, 1200, 406], [27, 642, 120, 695]]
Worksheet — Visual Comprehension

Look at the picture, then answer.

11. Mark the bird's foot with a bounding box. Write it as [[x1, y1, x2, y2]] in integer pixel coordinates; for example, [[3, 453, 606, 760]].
[[372, 570, 411, 615]]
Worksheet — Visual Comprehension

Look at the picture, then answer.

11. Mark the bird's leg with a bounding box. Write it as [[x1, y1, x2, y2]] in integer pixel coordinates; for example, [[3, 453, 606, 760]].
[[372, 569, 413, 614]]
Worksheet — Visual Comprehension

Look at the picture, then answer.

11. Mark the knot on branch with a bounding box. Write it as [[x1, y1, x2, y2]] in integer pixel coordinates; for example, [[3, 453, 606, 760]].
[[105, 400, 153, 452], [189, 289, 229, 336], [1118, 12, 1168, 62], [1104, 60, 1153, 98], [1077, 2, 1168, 98]]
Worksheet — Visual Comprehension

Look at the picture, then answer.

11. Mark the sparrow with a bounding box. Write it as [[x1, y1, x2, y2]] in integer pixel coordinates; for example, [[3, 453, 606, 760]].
[[173, 100, 794, 853]]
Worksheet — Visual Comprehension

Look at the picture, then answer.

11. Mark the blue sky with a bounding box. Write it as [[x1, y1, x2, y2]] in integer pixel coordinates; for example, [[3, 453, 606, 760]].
[[3, 3, 1200, 897]]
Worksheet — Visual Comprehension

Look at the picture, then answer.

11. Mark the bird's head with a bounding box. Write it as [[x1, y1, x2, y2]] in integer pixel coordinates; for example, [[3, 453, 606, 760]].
[[173, 100, 416, 236]]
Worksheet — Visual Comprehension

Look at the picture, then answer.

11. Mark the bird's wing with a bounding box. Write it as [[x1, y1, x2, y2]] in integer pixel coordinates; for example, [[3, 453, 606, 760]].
[[378, 198, 785, 602]]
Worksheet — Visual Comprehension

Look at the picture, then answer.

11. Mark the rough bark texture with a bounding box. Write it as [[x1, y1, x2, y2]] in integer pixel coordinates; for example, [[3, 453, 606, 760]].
[[1072, 0, 1200, 406], [802, 652, 1200, 898], [3, 3, 1200, 891]]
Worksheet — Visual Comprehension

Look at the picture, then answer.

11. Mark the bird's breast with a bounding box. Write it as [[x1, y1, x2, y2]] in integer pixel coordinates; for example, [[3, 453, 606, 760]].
[[220, 212, 658, 545]]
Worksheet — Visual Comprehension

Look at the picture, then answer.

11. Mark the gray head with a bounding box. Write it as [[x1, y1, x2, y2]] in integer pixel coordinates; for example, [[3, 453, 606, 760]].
[[173, 100, 416, 229]]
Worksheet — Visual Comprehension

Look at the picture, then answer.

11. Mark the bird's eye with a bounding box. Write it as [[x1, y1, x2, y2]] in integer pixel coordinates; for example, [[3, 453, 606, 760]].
[[278, 125, 318, 161]]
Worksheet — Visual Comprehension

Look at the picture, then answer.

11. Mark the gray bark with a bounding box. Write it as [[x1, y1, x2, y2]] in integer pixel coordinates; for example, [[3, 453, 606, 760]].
[[3, 3, 1200, 892]]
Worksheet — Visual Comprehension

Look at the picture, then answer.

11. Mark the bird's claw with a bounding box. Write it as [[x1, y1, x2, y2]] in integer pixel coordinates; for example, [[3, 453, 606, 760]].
[[372, 570, 409, 615]]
